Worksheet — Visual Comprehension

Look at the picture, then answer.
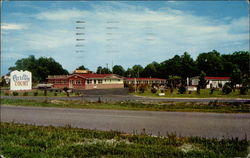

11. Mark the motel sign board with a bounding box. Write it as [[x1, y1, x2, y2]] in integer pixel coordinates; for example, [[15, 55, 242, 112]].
[[10, 70, 32, 91]]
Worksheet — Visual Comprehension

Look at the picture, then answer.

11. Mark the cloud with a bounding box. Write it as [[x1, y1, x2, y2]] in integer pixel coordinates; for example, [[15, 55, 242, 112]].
[[1, 2, 249, 75], [1, 23, 27, 30], [36, 9, 88, 21]]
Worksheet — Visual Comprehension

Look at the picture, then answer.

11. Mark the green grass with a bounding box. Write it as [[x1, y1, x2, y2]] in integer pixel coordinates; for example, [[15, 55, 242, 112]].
[[1, 89, 78, 97], [1, 98, 250, 113], [133, 89, 250, 98], [0, 122, 249, 158]]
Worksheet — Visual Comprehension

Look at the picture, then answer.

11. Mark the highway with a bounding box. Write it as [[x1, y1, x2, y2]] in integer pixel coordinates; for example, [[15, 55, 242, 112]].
[[1, 105, 250, 140], [2, 95, 250, 103]]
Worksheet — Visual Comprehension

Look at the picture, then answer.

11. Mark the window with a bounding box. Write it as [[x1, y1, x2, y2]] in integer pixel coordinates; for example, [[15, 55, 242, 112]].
[[98, 80, 103, 84], [87, 79, 92, 84], [76, 80, 81, 84], [94, 80, 96, 84], [56, 80, 60, 84]]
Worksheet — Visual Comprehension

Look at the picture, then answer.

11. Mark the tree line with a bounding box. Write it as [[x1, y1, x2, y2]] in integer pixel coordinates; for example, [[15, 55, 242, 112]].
[[6, 50, 249, 84]]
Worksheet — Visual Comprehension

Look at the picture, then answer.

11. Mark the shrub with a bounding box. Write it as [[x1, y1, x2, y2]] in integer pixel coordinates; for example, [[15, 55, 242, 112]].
[[23, 92, 28, 96], [222, 83, 232, 94], [218, 83, 222, 88], [196, 85, 200, 94], [33, 92, 38, 96], [210, 88, 215, 95], [139, 86, 146, 93], [44, 89, 47, 96], [128, 85, 135, 93], [75, 92, 80, 96], [151, 88, 157, 94], [54, 92, 57, 96], [240, 86, 248, 95], [63, 87, 69, 92], [178, 85, 186, 94], [12, 92, 19, 96], [4, 92, 9, 96]]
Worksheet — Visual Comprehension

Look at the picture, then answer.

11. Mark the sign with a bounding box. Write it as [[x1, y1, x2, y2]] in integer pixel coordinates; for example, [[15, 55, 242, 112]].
[[10, 70, 32, 90], [187, 86, 197, 91]]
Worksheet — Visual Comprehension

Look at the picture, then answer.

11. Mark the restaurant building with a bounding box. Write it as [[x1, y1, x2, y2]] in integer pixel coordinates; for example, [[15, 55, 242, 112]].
[[124, 77, 166, 85], [190, 76, 231, 88], [47, 73, 124, 89]]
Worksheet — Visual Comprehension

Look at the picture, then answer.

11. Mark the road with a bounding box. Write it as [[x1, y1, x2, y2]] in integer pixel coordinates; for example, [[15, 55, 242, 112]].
[[1, 105, 250, 140], [2, 95, 250, 103]]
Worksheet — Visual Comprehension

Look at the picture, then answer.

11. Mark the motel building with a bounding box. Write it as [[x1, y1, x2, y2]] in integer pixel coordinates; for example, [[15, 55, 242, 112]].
[[190, 76, 231, 88], [124, 78, 166, 85], [47, 70, 124, 89]]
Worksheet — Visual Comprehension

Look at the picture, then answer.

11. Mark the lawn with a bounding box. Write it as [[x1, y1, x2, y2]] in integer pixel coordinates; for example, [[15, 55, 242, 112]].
[[133, 88, 250, 98], [1, 98, 250, 113], [0, 122, 249, 158], [1, 89, 78, 97]]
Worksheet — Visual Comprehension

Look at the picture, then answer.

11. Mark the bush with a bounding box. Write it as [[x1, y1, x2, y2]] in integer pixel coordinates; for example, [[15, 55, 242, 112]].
[[240, 86, 248, 95], [178, 85, 186, 94], [128, 85, 135, 93], [4, 92, 9, 96], [210, 88, 215, 95], [139, 85, 147, 93], [218, 83, 222, 88], [63, 87, 69, 92], [75, 92, 80, 96], [12, 92, 19, 96], [33, 92, 38, 96], [151, 88, 157, 94], [54, 92, 57, 96], [44, 89, 47, 96], [222, 83, 232, 94], [23, 92, 28, 96]]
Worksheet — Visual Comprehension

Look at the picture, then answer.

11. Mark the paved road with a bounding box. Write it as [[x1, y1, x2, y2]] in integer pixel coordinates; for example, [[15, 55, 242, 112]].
[[1, 105, 250, 140], [2, 95, 250, 103]]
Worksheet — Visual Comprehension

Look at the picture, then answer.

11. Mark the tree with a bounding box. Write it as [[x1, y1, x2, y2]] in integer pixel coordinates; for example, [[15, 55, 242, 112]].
[[142, 62, 158, 78], [0, 76, 8, 87], [230, 51, 249, 75], [125, 68, 135, 78], [96, 66, 112, 74], [9, 55, 68, 83], [132, 65, 144, 78], [112, 65, 125, 76], [230, 68, 242, 90], [180, 52, 198, 78], [196, 50, 224, 76], [168, 75, 182, 88], [76, 65, 88, 70], [96, 66, 103, 74], [198, 71, 208, 89]]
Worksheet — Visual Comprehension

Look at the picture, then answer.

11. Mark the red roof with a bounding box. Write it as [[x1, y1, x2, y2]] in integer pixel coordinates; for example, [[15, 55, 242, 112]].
[[205, 77, 231, 80], [47, 74, 122, 79], [125, 78, 165, 80], [77, 74, 119, 79]]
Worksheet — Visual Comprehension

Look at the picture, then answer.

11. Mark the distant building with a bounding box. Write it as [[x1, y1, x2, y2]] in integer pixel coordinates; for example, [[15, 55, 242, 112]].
[[47, 73, 124, 89], [124, 78, 166, 85], [190, 76, 231, 88]]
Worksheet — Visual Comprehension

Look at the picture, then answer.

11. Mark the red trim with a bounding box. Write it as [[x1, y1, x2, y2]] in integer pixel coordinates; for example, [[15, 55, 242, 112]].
[[205, 77, 231, 80], [125, 78, 165, 80]]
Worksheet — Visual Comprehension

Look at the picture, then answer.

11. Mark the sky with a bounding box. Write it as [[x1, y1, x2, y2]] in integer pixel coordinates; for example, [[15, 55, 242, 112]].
[[1, 1, 249, 75]]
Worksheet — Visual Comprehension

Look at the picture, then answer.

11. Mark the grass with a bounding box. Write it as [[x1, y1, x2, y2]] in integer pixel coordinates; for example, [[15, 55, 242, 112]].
[[0, 122, 249, 158], [1, 89, 78, 97], [133, 88, 250, 99], [1, 98, 250, 113]]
